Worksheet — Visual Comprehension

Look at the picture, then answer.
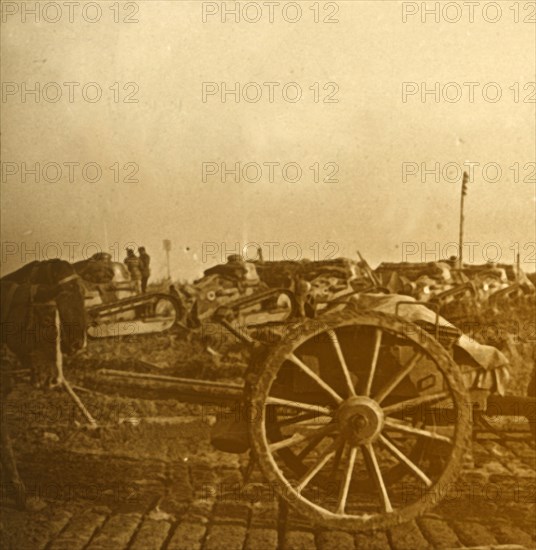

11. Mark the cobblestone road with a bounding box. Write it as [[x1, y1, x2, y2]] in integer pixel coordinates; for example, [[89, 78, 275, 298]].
[[1, 430, 535, 550]]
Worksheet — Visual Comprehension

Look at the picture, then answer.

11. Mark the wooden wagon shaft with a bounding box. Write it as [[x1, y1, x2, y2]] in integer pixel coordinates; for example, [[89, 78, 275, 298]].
[[97, 368, 244, 404]]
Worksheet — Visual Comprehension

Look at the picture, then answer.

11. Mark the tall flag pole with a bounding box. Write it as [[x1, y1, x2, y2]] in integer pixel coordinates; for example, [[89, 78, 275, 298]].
[[458, 171, 469, 269]]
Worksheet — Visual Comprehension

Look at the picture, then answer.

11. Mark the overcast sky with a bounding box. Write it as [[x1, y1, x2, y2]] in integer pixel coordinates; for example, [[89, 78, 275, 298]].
[[2, 1, 535, 280]]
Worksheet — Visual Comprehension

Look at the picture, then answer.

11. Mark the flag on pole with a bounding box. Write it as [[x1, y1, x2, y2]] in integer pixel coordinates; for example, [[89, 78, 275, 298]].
[[462, 171, 469, 196]]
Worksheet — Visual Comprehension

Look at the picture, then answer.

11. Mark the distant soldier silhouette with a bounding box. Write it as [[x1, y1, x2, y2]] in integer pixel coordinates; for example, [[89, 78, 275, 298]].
[[138, 246, 151, 293], [124, 248, 141, 293]]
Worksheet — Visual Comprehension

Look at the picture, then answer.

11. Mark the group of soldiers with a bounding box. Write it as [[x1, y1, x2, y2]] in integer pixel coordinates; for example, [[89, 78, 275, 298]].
[[124, 247, 151, 293]]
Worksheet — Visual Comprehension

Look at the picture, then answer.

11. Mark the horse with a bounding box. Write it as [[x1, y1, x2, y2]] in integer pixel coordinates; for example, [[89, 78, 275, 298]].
[[1, 259, 87, 508]]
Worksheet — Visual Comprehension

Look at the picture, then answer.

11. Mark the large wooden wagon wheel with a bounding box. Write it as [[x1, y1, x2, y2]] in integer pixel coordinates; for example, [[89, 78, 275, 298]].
[[248, 310, 471, 530]]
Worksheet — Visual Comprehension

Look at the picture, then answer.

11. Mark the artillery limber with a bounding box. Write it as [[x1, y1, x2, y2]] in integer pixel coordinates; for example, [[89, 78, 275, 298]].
[[95, 290, 535, 531]]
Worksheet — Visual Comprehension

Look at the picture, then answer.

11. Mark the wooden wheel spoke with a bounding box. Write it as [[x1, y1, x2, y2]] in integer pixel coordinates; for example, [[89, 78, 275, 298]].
[[327, 329, 356, 397], [269, 432, 307, 452], [384, 418, 452, 444], [269, 423, 335, 452], [362, 442, 393, 513], [266, 397, 332, 416], [379, 434, 432, 487], [287, 353, 343, 404], [364, 329, 382, 397], [276, 411, 330, 428], [288, 417, 333, 428], [382, 391, 450, 416], [330, 440, 345, 478], [373, 352, 423, 404], [296, 440, 339, 491], [336, 445, 357, 514], [297, 431, 328, 460]]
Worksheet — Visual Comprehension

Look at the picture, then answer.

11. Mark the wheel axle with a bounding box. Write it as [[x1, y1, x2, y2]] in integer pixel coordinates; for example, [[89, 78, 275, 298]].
[[337, 396, 384, 444]]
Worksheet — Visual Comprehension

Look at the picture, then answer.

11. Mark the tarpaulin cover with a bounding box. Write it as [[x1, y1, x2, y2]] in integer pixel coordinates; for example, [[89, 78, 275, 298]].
[[348, 293, 511, 395]]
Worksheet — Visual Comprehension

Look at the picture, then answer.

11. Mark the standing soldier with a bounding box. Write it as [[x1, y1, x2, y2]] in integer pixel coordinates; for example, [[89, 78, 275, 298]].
[[138, 246, 151, 293], [124, 248, 142, 294]]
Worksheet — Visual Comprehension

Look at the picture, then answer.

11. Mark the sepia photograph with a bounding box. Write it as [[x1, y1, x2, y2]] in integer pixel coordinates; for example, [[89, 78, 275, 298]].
[[1, 1, 535, 548]]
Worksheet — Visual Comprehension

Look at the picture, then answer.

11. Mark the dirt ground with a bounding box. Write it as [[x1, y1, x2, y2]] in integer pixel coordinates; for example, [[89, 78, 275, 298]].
[[1, 311, 535, 550]]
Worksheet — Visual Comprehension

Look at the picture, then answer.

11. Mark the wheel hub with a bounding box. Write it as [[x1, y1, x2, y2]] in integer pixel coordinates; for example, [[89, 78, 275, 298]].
[[338, 396, 384, 444]]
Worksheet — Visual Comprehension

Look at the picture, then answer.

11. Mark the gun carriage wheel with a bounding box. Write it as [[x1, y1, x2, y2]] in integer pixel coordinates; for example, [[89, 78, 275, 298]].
[[247, 310, 471, 530]]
